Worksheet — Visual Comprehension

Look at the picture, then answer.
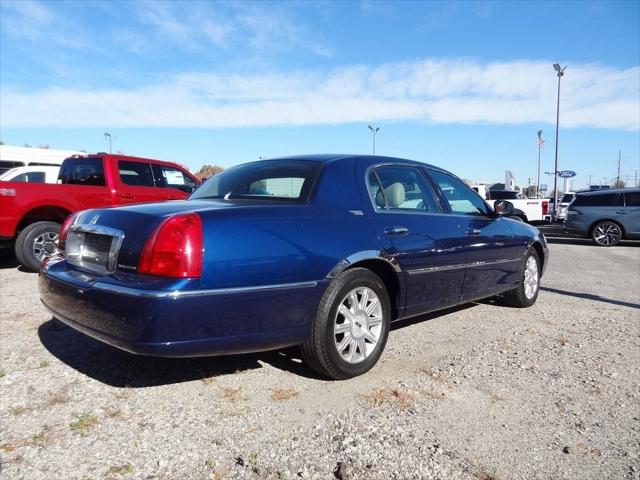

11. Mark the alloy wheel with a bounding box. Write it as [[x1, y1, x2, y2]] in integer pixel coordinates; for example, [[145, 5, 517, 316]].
[[333, 287, 383, 364], [593, 222, 621, 246], [32, 231, 59, 261], [523, 256, 539, 300]]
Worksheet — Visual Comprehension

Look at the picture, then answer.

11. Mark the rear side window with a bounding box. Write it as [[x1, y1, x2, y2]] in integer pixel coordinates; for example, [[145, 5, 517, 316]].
[[151, 164, 197, 193], [191, 160, 320, 202], [119, 161, 155, 187], [624, 192, 640, 206], [58, 157, 105, 186], [369, 166, 440, 212], [572, 193, 620, 207]]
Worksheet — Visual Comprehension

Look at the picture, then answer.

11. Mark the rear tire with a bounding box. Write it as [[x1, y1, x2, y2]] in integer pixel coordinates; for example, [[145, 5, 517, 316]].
[[502, 247, 540, 308], [301, 268, 391, 380], [591, 221, 622, 247], [15, 221, 61, 272]]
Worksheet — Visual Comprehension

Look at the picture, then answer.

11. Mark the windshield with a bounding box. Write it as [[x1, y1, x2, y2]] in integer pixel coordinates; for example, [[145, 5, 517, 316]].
[[560, 194, 574, 203], [190, 160, 321, 202]]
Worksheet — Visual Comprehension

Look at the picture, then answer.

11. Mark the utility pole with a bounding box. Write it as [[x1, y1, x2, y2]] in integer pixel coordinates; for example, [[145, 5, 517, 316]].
[[552, 63, 567, 218], [588, 174, 592, 187], [616, 150, 621, 187], [104, 132, 112, 153], [536, 130, 543, 198], [368, 125, 380, 155], [635, 169, 638, 187]]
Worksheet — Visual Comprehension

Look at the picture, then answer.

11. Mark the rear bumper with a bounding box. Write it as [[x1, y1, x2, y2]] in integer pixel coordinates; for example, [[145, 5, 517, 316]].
[[39, 259, 326, 357]]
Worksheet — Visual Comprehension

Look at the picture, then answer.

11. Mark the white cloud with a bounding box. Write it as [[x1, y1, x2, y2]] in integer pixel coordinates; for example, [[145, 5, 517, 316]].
[[2, 59, 638, 130]]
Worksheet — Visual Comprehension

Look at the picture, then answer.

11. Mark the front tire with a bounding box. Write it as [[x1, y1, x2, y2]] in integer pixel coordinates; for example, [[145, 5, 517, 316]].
[[591, 221, 622, 247], [301, 268, 391, 380], [14, 221, 61, 272], [502, 247, 540, 308]]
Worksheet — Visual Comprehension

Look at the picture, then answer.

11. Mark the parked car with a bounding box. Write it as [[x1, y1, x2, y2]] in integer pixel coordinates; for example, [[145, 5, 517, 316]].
[[485, 190, 550, 223], [0, 165, 60, 183], [564, 188, 640, 246], [0, 153, 199, 271], [40, 155, 549, 380], [555, 192, 576, 221]]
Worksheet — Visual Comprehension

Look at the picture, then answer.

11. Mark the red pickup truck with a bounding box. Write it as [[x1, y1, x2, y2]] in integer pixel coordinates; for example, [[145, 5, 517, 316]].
[[0, 153, 200, 271]]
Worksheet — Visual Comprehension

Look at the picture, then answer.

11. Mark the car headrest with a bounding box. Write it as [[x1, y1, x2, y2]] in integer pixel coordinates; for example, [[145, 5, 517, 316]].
[[376, 182, 405, 208]]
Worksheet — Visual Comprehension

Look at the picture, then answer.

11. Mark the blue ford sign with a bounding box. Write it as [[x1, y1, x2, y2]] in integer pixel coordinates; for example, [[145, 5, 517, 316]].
[[558, 170, 576, 178]]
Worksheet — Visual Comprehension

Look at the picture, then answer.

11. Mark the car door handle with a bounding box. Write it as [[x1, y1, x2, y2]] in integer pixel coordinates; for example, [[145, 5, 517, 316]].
[[615, 210, 627, 214], [120, 193, 134, 199], [467, 228, 482, 235], [384, 226, 409, 236]]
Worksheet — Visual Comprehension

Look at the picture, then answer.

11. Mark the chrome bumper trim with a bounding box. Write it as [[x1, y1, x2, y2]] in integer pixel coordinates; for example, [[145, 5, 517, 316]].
[[90, 280, 319, 299]]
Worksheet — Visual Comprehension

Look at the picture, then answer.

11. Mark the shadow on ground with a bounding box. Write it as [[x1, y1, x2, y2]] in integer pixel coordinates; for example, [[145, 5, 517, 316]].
[[540, 286, 640, 310], [39, 302, 485, 388], [38, 318, 326, 387]]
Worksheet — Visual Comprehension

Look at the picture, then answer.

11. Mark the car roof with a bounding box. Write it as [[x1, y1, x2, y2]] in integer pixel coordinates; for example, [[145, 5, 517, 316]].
[[265, 154, 447, 172], [577, 188, 640, 196]]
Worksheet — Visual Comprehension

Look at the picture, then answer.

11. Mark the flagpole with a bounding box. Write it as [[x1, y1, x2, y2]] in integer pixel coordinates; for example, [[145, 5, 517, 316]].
[[536, 130, 542, 198]]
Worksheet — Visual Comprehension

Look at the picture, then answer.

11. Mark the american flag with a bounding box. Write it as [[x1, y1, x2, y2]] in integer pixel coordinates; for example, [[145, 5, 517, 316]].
[[537, 138, 545, 148]]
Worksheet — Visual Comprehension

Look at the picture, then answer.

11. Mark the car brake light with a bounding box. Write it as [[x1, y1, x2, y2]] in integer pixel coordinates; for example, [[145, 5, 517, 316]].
[[58, 212, 80, 251], [542, 200, 549, 216], [138, 212, 203, 278]]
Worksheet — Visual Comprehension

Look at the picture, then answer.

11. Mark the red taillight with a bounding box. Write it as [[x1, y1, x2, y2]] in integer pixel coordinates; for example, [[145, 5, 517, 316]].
[[138, 213, 203, 278], [542, 200, 549, 216], [58, 213, 79, 251]]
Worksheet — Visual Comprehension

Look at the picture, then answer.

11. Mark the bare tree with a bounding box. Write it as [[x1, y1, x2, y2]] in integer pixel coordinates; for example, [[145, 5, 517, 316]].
[[195, 164, 224, 181]]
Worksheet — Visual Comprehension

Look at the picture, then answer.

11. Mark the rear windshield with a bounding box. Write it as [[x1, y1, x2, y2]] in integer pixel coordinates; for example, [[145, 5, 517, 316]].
[[191, 160, 321, 202], [58, 157, 105, 186], [487, 191, 517, 200]]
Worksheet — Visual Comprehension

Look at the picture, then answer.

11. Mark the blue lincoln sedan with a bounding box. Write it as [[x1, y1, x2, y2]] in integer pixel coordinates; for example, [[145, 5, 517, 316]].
[[39, 155, 548, 379]]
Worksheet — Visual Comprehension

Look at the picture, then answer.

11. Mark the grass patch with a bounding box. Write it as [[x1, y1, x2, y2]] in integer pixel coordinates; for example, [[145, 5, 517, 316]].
[[11, 406, 28, 415], [363, 387, 414, 410], [271, 387, 299, 401], [70, 413, 98, 431], [221, 387, 242, 403], [0, 368, 5, 378], [108, 463, 133, 476], [39, 360, 50, 368], [555, 336, 570, 346]]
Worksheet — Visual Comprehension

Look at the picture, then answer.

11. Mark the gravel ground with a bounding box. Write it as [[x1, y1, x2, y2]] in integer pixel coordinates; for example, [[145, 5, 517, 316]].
[[1, 240, 639, 480]]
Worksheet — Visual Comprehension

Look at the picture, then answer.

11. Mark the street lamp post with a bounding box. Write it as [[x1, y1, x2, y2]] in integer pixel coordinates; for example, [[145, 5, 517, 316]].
[[536, 130, 543, 198], [368, 125, 379, 155], [104, 132, 112, 154], [552, 63, 566, 218]]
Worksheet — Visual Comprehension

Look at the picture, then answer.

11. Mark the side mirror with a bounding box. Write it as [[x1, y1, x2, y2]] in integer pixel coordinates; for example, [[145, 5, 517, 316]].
[[494, 199, 514, 216]]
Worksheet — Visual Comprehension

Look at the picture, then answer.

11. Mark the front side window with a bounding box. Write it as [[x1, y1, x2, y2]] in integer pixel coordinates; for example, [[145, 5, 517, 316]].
[[151, 165, 197, 193], [624, 192, 640, 207], [369, 166, 440, 212], [428, 169, 489, 216], [58, 157, 105, 186], [190, 160, 320, 202], [119, 161, 155, 187]]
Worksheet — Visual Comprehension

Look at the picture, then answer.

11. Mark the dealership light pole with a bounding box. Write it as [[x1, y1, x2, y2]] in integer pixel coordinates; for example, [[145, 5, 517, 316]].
[[536, 130, 543, 198], [368, 125, 379, 155], [552, 63, 566, 217], [104, 132, 112, 153]]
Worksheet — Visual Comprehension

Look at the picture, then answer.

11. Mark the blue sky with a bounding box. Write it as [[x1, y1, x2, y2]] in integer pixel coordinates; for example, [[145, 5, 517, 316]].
[[1, 0, 638, 190]]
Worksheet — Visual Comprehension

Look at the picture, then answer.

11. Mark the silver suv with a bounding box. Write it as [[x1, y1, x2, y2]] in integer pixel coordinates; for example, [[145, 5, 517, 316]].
[[564, 188, 640, 246]]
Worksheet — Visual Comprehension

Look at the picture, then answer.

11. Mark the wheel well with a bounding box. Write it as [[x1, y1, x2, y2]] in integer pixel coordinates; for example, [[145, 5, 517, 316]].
[[346, 259, 401, 319], [588, 219, 625, 238], [17, 206, 71, 232]]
